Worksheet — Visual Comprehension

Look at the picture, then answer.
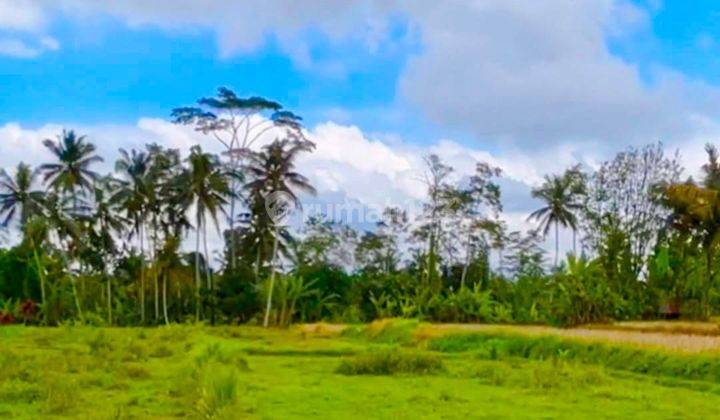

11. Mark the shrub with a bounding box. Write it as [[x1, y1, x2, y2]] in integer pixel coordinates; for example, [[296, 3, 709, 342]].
[[336, 349, 444, 375]]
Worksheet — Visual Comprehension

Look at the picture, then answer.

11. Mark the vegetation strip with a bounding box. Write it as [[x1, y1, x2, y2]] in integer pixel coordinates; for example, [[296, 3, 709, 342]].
[[428, 332, 720, 383]]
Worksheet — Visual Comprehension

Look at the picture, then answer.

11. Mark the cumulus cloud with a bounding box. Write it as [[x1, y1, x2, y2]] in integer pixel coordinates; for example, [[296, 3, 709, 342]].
[[396, 1, 720, 148], [0, 38, 41, 58], [0, 117, 630, 259], [4, 0, 720, 256], [10, 0, 716, 148], [0, 0, 45, 32], [0, 0, 59, 57]]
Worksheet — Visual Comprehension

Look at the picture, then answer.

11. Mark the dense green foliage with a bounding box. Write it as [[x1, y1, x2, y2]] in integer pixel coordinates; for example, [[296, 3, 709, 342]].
[[2, 87, 720, 328]]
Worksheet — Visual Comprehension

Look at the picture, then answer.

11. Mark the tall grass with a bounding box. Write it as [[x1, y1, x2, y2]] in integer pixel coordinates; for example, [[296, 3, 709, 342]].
[[336, 349, 444, 375], [429, 332, 720, 383], [342, 318, 420, 345], [196, 366, 240, 418]]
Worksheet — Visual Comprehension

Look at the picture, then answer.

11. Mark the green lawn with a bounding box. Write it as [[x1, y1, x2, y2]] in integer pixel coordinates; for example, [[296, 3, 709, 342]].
[[1, 322, 719, 419]]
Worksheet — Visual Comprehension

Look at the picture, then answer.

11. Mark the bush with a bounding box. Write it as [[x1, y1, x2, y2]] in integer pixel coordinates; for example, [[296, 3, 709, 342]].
[[336, 349, 444, 376], [423, 284, 510, 323]]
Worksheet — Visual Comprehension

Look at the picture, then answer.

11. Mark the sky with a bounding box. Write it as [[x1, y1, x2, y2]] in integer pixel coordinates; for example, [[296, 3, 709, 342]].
[[2, 0, 720, 257]]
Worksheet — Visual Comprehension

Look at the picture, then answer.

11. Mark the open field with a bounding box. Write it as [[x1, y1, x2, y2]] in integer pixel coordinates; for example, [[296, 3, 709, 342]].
[[4, 321, 720, 419]]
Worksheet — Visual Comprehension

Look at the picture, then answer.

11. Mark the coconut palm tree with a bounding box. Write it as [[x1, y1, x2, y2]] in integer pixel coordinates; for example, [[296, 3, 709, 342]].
[[39, 130, 102, 321], [245, 138, 316, 327], [87, 177, 126, 324], [0, 163, 45, 230], [176, 146, 229, 322], [562, 165, 587, 255], [113, 148, 151, 323], [528, 174, 582, 267], [156, 234, 187, 325], [39, 130, 102, 213]]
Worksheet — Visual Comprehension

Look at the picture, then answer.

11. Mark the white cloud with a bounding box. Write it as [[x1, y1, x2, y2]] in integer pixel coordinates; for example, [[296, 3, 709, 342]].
[[40, 36, 59, 50], [0, 0, 57, 58], [0, 38, 41, 58], [6, 114, 718, 261], [0, 0, 45, 32], [5, 0, 720, 258], [8, 0, 713, 149], [0, 36, 60, 58], [396, 0, 720, 148], [0, 117, 657, 259]]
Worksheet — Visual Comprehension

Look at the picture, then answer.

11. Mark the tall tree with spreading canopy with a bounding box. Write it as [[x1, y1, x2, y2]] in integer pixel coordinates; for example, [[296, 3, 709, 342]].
[[171, 87, 305, 271], [581, 143, 682, 275], [414, 154, 454, 293]]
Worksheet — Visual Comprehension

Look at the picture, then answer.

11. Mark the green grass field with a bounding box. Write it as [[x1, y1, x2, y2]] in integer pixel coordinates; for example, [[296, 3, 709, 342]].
[[2, 321, 720, 419]]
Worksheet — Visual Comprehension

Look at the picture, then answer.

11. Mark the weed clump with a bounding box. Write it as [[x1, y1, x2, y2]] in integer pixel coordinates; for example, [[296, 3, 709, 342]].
[[86, 331, 113, 355], [123, 363, 151, 379], [196, 367, 239, 418], [195, 342, 251, 372], [343, 318, 420, 346], [336, 349, 444, 375], [150, 344, 173, 358]]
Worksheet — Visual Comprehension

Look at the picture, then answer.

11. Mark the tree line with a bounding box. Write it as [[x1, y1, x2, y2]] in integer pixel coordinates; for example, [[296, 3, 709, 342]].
[[0, 87, 718, 327]]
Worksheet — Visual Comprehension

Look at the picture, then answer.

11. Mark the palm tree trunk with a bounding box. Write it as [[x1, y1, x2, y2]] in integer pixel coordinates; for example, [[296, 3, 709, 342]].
[[69, 274, 83, 321], [152, 223, 159, 322], [229, 177, 237, 271], [202, 222, 215, 326], [162, 271, 169, 325], [263, 226, 280, 328], [572, 229, 577, 255], [57, 248, 83, 321], [254, 239, 263, 280], [554, 221, 559, 267], [195, 218, 201, 322], [107, 275, 112, 325], [30, 237, 46, 311], [706, 246, 714, 319], [460, 231, 472, 289], [139, 224, 146, 324], [498, 248, 503, 277]]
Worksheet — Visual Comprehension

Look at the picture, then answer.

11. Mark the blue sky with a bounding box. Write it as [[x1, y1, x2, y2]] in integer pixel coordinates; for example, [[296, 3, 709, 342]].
[[1, 1, 719, 145], [0, 10, 433, 140], [2, 1, 720, 254], [610, 0, 720, 85]]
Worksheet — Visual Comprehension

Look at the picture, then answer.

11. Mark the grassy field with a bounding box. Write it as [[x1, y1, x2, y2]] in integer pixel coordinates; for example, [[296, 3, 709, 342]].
[[3, 321, 720, 419]]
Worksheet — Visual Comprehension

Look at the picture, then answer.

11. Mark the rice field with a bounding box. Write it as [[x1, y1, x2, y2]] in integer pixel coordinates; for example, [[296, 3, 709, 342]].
[[414, 322, 720, 353], [3, 320, 720, 418]]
